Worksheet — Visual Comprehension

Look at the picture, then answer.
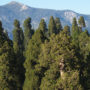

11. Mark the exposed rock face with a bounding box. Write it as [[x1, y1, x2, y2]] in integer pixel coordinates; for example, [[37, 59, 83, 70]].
[[0, 1, 90, 39]]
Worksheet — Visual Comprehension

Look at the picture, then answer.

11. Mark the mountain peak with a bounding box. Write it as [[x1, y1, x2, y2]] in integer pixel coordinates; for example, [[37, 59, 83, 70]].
[[0, 1, 90, 39], [8, 1, 23, 6], [7, 1, 29, 11]]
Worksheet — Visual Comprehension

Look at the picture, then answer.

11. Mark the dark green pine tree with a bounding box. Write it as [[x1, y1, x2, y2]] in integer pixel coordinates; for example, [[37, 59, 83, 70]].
[[23, 17, 34, 49], [55, 17, 62, 34], [48, 16, 57, 36], [78, 31, 90, 89], [78, 16, 86, 33], [63, 25, 70, 36], [38, 19, 47, 37], [23, 29, 46, 90], [78, 16, 86, 28], [38, 30, 83, 90], [71, 17, 80, 47], [0, 21, 17, 90], [0, 21, 8, 45], [13, 19, 24, 53], [71, 17, 79, 38], [12, 19, 25, 90]]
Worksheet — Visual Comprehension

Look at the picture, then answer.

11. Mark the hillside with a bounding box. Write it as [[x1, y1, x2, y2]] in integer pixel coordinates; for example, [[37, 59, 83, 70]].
[[0, 1, 90, 38]]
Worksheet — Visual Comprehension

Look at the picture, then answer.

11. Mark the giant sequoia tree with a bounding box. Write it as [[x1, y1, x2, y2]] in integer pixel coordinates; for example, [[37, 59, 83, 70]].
[[12, 19, 24, 90], [23, 28, 46, 90], [55, 17, 62, 34], [48, 16, 57, 36], [23, 17, 34, 49], [71, 17, 80, 40], [0, 21, 17, 90], [37, 29, 83, 90], [78, 16, 86, 28], [78, 16, 86, 33], [13, 19, 24, 53], [38, 19, 47, 37], [78, 31, 90, 89]]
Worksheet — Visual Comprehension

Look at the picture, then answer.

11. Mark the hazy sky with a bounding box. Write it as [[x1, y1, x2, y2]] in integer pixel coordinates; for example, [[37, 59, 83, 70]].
[[0, 0, 90, 14]]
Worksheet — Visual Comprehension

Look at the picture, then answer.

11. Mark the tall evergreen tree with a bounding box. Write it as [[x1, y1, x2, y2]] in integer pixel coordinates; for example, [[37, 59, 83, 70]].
[[23, 17, 34, 49], [78, 31, 90, 89], [78, 16, 86, 33], [63, 25, 70, 36], [13, 19, 24, 90], [48, 16, 57, 36], [38, 19, 47, 37], [0, 21, 7, 45], [0, 21, 17, 90], [38, 30, 83, 90], [71, 17, 80, 47], [13, 19, 24, 53], [78, 16, 86, 28], [55, 17, 62, 34], [71, 17, 79, 38], [23, 29, 46, 90]]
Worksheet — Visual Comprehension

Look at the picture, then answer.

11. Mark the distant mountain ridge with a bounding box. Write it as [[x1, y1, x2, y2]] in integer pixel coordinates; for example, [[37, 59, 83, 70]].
[[0, 1, 90, 38]]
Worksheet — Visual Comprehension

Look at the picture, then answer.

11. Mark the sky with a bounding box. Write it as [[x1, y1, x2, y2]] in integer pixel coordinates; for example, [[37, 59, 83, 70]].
[[0, 0, 90, 15]]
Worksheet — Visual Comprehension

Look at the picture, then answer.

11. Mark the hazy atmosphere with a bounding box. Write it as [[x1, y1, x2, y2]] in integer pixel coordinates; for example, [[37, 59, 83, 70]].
[[1, 0, 90, 14]]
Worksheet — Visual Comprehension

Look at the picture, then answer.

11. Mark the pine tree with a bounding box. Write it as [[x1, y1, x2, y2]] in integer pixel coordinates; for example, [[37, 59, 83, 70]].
[[71, 17, 79, 39], [78, 16, 86, 28], [0, 21, 7, 45], [23, 17, 34, 49], [63, 25, 70, 36], [71, 17, 80, 48], [78, 16, 86, 33], [78, 31, 90, 89], [0, 21, 17, 90], [13, 19, 24, 53], [37, 30, 83, 90], [12, 19, 24, 90], [38, 19, 47, 37], [23, 29, 46, 90], [55, 17, 62, 34], [48, 16, 56, 36]]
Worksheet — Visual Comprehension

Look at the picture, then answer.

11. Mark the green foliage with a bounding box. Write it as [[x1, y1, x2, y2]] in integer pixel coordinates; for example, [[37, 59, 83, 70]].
[[0, 21, 3, 31], [36, 29, 82, 90], [13, 19, 25, 90], [0, 21, 8, 46], [48, 16, 57, 36], [40, 63, 59, 90], [14, 19, 20, 28], [71, 17, 80, 41], [56, 71, 83, 90], [0, 21, 17, 90], [0, 16, 89, 90], [55, 17, 62, 34], [38, 19, 47, 34], [78, 16, 86, 27], [23, 17, 34, 49], [71, 17, 80, 49], [13, 19, 24, 53], [78, 31, 90, 89], [0, 42, 17, 90], [63, 25, 70, 36], [23, 29, 46, 90]]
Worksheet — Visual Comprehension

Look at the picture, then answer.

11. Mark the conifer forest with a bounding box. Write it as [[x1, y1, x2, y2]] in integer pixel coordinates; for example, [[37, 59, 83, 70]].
[[0, 16, 90, 90]]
